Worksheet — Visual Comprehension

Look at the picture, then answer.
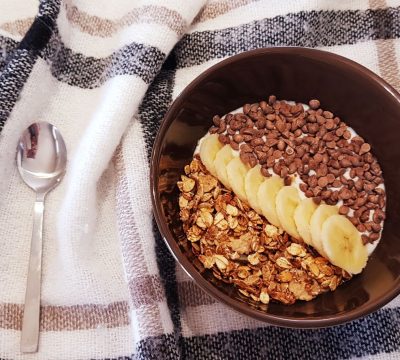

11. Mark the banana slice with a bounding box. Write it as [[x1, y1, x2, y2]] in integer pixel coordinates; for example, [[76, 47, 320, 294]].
[[214, 145, 234, 189], [310, 204, 338, 257], [294, 198, 318, 246], [244, 165, 264, 213], [275, 186, 301, 239], [321, 214, 368, 274], [199, 134, 223, 177], [226, 157, 249, 201], [257, 176, 284, 227]]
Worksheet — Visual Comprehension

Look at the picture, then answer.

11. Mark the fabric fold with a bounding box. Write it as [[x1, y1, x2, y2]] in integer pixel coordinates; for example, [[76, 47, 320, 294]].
[[0, 0, 399, 359]]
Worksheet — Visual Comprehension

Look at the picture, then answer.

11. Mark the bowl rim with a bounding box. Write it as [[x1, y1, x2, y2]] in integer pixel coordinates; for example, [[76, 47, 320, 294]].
[[150, 46, 400, 328]]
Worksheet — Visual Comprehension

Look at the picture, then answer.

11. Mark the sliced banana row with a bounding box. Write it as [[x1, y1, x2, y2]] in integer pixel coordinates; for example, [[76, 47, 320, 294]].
[[199, 134, 368, 274]]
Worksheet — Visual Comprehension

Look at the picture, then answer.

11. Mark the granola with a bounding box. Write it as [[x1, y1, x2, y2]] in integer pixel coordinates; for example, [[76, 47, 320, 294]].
[[178, 156, 352, 305]]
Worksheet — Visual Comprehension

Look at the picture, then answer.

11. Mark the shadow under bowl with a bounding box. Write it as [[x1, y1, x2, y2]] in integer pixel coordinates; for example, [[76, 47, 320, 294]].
[[151, 47, 400, 328]]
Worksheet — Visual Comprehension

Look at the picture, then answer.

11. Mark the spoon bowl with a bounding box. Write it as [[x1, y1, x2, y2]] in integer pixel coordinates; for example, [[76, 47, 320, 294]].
[[17, 122, 67, 194], [16, 122, 67, 353]]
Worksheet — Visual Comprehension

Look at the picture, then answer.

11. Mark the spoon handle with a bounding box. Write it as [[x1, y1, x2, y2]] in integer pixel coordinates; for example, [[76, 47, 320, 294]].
[[21, 193, 45, 353]]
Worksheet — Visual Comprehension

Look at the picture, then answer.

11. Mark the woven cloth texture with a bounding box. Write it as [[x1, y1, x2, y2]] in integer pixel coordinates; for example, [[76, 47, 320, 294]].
[[0, 0, 399, 359]]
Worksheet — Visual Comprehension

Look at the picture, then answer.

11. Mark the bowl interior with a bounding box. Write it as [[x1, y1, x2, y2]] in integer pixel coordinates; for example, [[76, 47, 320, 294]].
[[152, 48, 400, 327]]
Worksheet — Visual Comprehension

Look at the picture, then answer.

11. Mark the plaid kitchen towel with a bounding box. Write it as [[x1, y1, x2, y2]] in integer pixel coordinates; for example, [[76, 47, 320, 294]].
[[0, 0, 399, 359]]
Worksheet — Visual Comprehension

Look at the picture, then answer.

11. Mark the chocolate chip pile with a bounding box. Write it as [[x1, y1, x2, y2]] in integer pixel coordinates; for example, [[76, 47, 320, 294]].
[[209, 96, 385, 245]]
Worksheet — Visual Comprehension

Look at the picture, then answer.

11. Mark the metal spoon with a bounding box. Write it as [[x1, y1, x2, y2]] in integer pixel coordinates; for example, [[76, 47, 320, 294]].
[[16, 122, 67, 353]]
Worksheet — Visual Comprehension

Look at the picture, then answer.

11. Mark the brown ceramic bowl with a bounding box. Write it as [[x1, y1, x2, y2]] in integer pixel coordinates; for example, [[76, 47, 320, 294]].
[[151, 47, 400, 328]]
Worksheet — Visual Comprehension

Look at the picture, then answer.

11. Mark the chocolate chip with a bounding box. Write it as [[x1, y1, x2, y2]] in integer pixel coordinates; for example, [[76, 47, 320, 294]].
[[248, 155, 258, 168], [276, 139, 285, 150], [335, 127, 345, 137], [240, 152, 250, 164], [313, 197, 322, 205], [233, 134, 243, 143], [273, 162, 281, 175], [218, 134, 229, 144], [366, 202, 377, 210], [313, 186, 322, 196], [378, 196, 386, 208], [349, 217, 359, 226], [230, 141, 239, 150], [321, 190, 332, 200], [268, 95, 276, 105], [212, 115, 221, 126], [217, 121, 226, 134], [317, 177, 329, 187], [256, 118, 266, 129], [308, 175, 318, 187], [307, 123, 319, 134], [264, 157, 274, 168], [339, 187, 352, 200], [286, 147, 295, 156], [325, 119, 335, 129], [243, 104, 251, 114], [308, 159, 317, 170], [326, 198, 338, 206], [316, 114, 326, 125], [259, 101, 268, 113], [323, 111, 334, 119], [339, 205, 349, 215], [288, 162, 297, 174], [272, 150, 282, 159], [360, 210, 370, 223], [254, 149, 267, 160], [251, 138, 265, 147], [357, 224, 366, 232], [355, 167, 364, 178], [276, 120, 286, 133], [309, 99, 320, 110], [373, 176, 383, 185], [240, 143, 253, 153], [339, 158, 352, 167], [326, 141, 336, 149], [352, 136, 364, 145], [330, 159, 340, 169], [284, 176, 292, 186], [299, 183, 308, 193], [370, 162, 382, 175], [261, 167, 271, 177], [343, 130, 351, 140], [250, 103, 259, 112], [354, 206, 366, 218], [371, 223, 381, 233], [354, 197, 367, 208], [368, 194, 379, 203], [363, 182, 375, 192], [370, 232, 380, 241], [305, 190, 314, 198], [209, 126, 219, 134], [353, 179, 363, 192], [315, 164, 328, 177], [327, 173, 336, 184], [373, 209, 385, 224], [278, 164, 287, 177]]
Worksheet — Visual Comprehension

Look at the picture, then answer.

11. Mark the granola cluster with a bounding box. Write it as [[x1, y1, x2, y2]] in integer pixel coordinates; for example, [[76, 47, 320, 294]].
[[178, 156, 351, 305]]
